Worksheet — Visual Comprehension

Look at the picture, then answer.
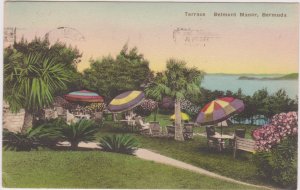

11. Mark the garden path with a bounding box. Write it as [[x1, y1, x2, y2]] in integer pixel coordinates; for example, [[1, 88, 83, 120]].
[[135, 148, 273, 190], [71, 141, 273, 190]]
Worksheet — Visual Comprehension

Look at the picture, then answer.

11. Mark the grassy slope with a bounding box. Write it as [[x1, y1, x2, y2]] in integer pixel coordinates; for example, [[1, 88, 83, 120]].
[[2, 151, 259, 189], [96, 113, 275, 187]]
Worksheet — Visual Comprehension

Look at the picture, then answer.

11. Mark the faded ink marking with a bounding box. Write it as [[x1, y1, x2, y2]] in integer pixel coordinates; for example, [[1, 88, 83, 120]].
[[173, 28, 219, 47]]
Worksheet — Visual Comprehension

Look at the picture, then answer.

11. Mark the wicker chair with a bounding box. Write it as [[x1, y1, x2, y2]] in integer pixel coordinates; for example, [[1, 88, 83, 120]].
[[135, 116, 152, 135], [206, 126, 223, 151], [235, 129, 246, 138], [229, 129, 246, 148], [149, 121, 161, 136], [183, 123, 194, 140], [166, 125, 175, 137]]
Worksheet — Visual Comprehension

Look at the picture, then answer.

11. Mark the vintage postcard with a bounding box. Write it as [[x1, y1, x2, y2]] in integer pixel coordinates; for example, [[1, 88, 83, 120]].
[[2, 1, 299, 189]]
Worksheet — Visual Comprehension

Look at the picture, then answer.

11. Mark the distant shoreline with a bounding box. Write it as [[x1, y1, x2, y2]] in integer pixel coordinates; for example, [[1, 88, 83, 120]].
[[237, 73, 298, 81], [206, 73, 293, 76]]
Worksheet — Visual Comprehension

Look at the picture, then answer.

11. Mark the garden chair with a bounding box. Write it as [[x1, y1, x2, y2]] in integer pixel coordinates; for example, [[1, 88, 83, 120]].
[[205, 126, 223, 151], [235, 129, 246, 138], [135, 116, 152, 135], [166, 125, 175, 137], [124, 115, 136, 126], [229, 129, 246, 148], [66, 110, 78, 124], [183, 123, 194, 140], [149, 121, 161, 136]]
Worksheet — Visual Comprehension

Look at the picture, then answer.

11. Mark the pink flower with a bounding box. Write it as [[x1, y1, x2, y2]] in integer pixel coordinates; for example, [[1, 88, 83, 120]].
[[253, 112, 298, 152]]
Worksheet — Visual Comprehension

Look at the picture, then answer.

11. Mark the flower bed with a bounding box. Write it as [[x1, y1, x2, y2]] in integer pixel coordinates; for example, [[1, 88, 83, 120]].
[[252, 112, 297, 151]]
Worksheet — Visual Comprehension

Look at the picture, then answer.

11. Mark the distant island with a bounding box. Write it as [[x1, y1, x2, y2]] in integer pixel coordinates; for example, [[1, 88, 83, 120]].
[[238, 73, 298, 80]]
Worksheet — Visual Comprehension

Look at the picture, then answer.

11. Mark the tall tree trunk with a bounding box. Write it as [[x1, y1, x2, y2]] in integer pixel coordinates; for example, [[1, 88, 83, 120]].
[[174, 99, 184, 141], [71, 141, 79, 150], [21, 110, 33, 133]]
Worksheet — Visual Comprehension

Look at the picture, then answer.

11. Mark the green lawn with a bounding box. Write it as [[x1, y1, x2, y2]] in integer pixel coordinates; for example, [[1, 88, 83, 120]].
[[95, 113, 276, 188], [2, 151, 260, 189], [145, 112, 173, 127], [3, 113, 272, 189]]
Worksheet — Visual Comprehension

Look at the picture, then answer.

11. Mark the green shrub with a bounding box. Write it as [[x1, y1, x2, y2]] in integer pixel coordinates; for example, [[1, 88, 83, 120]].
[[100, 134, 139, 155], [3, 129, 38, 151], [33, 123, 63, 148], [254, 136, 297, 188], [3, 124, 60, 151], [61, 119, 97, 150], [31, 123, 61, 138]]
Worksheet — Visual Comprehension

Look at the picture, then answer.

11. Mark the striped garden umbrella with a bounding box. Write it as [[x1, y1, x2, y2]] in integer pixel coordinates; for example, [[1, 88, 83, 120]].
[[64, 90, 104, 103], [196, 97, 244, 127], [108, 91, 145, 113]]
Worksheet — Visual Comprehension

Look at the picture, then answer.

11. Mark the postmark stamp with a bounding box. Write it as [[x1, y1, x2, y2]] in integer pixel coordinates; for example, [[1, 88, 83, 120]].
[[45, 26, 85, 42], [173, 28, 218, 47]]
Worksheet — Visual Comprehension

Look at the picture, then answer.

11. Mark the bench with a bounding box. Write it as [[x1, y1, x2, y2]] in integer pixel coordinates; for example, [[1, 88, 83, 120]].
[[233, 136, 256, 158]]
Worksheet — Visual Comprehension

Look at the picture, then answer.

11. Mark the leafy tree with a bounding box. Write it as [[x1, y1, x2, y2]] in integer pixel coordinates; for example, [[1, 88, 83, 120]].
[[82, 45, 153, 101], [146, 59, 204, 141], [252, 89, 269, 116], [145, 72, 166, 121], [238, 89, 269, 124], [4, 51, 71, 132], [267, 89, 296, 118], [198, 88, 225, 107], [198, 87, 298, 125], [10, 37, 83, 94]]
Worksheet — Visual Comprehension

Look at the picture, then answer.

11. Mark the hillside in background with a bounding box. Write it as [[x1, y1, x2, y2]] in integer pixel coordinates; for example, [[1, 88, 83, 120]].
[[238, 73, 298, 80]]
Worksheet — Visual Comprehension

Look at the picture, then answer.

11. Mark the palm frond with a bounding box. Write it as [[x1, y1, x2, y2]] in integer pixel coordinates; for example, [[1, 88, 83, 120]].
[[61, 119, 97, 149], [100, 134, 139, 155], [4, 52, 72, 112]]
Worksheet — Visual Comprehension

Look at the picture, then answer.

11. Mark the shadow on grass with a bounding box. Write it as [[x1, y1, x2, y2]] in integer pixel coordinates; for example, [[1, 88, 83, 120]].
[[197, 145, 253, 161], [100, 122, 138, 134], [43, 146, 100, 152]]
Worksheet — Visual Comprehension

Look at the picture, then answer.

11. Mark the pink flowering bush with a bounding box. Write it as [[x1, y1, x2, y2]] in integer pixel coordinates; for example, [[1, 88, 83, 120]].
[[140, 99, 158, 112], [253, 111, 298, 188], [135, 99, 158, 116], [180, 99, 201, 117], [252, 112, 298, 151]]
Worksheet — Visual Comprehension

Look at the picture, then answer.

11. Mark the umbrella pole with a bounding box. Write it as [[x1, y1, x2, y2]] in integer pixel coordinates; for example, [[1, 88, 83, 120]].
[[221, 122, 223, 136]]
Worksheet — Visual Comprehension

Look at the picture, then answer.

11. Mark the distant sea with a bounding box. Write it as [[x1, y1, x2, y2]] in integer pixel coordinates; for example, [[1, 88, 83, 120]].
[[202, 74, 298, 99]]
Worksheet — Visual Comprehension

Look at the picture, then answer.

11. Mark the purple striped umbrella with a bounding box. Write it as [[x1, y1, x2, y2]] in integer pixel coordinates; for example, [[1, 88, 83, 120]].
[[108, 91, 145, 113]]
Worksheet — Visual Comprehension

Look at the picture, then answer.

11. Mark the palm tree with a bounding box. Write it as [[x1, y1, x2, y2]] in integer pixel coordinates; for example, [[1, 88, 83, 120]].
[[145, 72, 164, 121], [146, 59, 204, 141], [4, 51, 71, 132], [61, 119, 97, 150]]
